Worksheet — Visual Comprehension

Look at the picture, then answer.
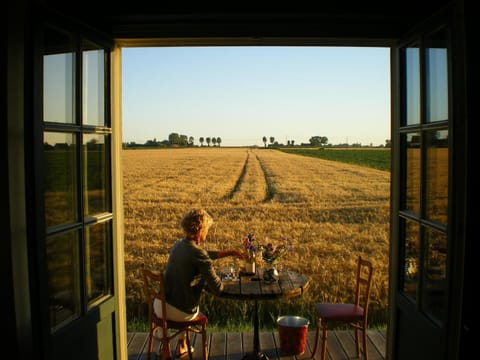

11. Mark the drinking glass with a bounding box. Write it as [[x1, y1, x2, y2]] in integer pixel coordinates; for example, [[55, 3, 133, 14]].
[[223, 266, 232, 280]]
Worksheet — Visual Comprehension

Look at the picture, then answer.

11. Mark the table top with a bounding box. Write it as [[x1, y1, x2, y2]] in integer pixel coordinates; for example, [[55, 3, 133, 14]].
[[213, 269, 309, 301]]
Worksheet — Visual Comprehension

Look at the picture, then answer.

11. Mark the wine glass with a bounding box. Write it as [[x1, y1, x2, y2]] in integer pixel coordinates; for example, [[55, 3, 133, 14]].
[[230, 261, 239, 281], [223, 266, 232, 280]]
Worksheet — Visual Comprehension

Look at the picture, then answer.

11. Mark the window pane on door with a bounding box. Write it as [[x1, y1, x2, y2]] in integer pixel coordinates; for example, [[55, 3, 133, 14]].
[[82, 40, 105, 126], [425, 29, 448, 123], [423, 227, 447, 323], [426, 130, 448, 224], [403, 47, 420, 126], [402, 218, 420, 300], [43, 27, 75, 124], [83, 134, 111, 216], [404, 132, 421, 214], [44, 132, 78, 228], [47, 230, 81, 331], [85, 221, 113, 305]]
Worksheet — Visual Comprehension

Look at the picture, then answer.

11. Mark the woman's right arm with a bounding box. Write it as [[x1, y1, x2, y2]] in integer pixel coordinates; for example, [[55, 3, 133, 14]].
[[208, 249, 244, 260], [196, 249, 224, 294]]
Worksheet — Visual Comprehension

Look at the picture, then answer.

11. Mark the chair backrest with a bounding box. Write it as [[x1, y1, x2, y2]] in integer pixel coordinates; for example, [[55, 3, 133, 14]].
[[142, 269, 168, 333], [354, 256, 374, 318]]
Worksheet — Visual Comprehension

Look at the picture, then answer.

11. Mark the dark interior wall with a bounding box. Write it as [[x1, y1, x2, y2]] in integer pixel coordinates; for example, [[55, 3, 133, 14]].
[[461, 0, 473, 357], [6, 1, 37, 359], [41, 1, 453, 43], [3, 6, 15, 358], [8, 1, 466, 360]]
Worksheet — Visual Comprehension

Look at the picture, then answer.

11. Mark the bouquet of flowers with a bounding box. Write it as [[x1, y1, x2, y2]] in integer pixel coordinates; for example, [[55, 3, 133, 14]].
[[262, 237, 293, 267], [242, 234, 294, 280], [243, 234, 293, 265], [243, 232, 259, 262]]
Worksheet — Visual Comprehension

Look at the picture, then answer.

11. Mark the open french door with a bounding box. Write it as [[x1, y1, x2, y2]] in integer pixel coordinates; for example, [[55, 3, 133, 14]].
[[33, 13, 126, 360], [388, 5, 465, 360]]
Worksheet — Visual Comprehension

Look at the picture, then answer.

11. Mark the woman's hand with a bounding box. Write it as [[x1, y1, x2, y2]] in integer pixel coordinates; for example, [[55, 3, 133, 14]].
[[233, 249, 245, 260]]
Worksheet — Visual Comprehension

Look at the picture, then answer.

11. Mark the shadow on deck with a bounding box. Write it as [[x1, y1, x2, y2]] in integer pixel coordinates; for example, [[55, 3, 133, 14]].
[[128, 329, 387, 360]]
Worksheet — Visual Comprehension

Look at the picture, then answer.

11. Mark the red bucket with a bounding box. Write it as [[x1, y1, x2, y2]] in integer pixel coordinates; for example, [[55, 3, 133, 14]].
[[277, 316, 310, 355]]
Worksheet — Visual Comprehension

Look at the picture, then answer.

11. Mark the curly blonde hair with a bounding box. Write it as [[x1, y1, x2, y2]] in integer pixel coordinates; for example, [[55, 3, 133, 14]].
[[181, 209, 214, 238]]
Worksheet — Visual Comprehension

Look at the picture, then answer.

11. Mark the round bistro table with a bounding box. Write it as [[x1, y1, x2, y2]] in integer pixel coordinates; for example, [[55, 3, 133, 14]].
[[210, 268, 310, 360]]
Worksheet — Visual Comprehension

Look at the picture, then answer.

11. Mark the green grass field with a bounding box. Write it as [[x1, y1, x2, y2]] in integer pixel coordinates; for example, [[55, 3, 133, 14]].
[[276, 147, 391, 171]]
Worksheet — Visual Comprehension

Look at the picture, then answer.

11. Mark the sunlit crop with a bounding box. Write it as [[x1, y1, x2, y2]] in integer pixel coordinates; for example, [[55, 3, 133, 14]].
[[123, 148, 390, 330]]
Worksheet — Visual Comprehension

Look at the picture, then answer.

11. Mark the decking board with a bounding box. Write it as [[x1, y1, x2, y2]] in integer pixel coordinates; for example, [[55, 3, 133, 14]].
[[128, 329, 386, 360]]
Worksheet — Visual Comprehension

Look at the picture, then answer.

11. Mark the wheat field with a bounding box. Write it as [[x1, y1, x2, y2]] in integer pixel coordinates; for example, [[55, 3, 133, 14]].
[[122, 147, 390, 330]]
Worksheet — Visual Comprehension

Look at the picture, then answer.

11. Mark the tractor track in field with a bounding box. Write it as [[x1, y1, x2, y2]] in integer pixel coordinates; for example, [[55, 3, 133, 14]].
[[255, 153, 276, 202], [226, 150, 275, 203]]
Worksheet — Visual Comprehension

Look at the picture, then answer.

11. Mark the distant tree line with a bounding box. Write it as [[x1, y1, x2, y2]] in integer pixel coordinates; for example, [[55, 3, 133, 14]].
[[261, 135, 327, 148], [198, 136, 222, 147], [123, 132, 223, 149], [123, 132, 391, 149], [262, 135, 390, 148]]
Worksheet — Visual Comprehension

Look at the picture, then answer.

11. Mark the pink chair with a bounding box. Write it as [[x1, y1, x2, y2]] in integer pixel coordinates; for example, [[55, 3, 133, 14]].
[[310, 256, 374, 360]]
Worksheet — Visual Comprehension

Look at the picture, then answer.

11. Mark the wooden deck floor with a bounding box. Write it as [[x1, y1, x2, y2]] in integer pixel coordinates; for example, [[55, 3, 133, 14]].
[[128, 329, 387, 360]]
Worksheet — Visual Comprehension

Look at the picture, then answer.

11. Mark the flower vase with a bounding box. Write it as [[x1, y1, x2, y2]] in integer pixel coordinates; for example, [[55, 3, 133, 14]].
[[244, 260, 256, 275], [263, 265, 279, 282]]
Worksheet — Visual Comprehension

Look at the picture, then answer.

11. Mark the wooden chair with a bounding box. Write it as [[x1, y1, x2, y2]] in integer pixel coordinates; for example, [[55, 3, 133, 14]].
[[310, 256, 374, 360], [142, 269, 208, 360]]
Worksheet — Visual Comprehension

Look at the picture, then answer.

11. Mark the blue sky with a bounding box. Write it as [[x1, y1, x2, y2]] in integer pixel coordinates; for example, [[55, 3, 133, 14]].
[[122, 47, 390, 147]]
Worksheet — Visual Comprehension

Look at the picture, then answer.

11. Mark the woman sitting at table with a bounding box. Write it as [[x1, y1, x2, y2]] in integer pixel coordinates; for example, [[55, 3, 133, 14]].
[[154, 208, 244, 357]]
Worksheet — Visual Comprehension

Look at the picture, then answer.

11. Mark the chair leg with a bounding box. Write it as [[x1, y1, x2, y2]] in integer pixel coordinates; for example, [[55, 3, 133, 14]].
[[147, 331, 154, 360], [201, 325, 208, 360], [354, 326, 360, 358], [184, 330, 190, 360], [320, 326, 328, 360], [160, 338, 172, 360], [362, 328, 368, 360]]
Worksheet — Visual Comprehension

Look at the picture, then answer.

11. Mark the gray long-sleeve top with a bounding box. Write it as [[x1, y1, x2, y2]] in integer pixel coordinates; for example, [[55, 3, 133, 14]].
[[164, 238, 224, 314]]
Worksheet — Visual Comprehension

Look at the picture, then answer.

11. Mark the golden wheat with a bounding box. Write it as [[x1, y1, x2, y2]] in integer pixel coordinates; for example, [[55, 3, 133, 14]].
[[123, 147, 390, 327]]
